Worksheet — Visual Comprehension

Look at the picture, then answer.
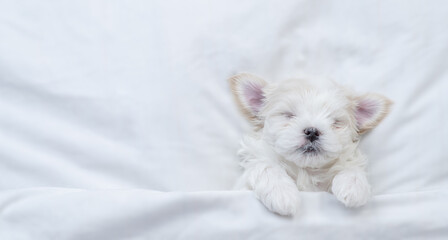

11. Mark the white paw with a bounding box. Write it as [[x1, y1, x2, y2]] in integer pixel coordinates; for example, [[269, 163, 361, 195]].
[[257, 186, 300, 216], [331, 170, 371, 208]]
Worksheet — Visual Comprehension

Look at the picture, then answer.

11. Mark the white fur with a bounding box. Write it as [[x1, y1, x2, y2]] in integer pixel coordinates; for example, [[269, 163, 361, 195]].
[[230, 74, 391, 216]]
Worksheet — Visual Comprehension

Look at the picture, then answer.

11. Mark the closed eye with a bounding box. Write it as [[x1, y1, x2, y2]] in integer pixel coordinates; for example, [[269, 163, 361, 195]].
[[332, 119, 344, 129], [281, 111, 295, 119]]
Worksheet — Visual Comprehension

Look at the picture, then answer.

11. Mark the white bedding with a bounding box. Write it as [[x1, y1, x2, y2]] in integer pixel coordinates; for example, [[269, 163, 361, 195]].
[[0, 0, 447, 239]]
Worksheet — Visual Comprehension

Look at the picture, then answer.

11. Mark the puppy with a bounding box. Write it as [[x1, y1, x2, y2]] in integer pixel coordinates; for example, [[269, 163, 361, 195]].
[[229, 73, 392, 216]]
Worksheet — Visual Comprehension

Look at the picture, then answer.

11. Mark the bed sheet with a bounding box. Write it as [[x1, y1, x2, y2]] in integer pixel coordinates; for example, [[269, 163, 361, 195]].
[[0, 0, 447, 239]]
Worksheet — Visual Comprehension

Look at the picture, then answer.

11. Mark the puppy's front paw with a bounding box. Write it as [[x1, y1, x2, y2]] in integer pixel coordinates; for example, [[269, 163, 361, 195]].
[[331, 170, 371, 208], [258, 187, 300, 216]]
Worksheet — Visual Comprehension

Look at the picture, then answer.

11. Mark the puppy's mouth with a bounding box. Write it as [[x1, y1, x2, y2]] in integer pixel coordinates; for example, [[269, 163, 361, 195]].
[[299, 142, 321, 155]]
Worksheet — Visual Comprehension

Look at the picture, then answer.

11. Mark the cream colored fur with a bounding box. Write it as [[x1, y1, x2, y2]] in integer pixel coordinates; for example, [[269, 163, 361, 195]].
[[230, 73, 391, 216]]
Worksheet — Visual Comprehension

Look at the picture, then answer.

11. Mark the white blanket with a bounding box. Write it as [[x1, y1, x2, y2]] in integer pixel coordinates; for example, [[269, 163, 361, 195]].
[[1, 0, 447, 239]]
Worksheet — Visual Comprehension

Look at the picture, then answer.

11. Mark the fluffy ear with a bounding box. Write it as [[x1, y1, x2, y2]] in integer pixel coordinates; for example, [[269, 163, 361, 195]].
[[354, 93, 392, 134], [229, 73, 268, 123]]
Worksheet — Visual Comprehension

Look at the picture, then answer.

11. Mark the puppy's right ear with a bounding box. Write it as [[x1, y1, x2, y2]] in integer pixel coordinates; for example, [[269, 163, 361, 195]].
[[229, 73, 268, 123]]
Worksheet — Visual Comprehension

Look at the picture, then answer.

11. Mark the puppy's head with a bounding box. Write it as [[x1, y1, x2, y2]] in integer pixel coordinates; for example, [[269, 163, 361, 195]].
[[230, 73, 392, 168]]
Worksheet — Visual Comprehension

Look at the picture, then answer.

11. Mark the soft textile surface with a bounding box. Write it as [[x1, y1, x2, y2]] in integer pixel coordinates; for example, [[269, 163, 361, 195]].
[[0, 0, 447, 239]]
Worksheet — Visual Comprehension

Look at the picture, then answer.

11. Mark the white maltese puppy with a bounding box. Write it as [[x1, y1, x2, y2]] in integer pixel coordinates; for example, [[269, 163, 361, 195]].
[[229, 73, 392, 216]]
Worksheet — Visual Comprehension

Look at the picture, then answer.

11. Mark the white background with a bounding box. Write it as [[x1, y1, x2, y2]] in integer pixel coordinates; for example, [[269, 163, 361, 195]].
[[0, 1, 447, 239]]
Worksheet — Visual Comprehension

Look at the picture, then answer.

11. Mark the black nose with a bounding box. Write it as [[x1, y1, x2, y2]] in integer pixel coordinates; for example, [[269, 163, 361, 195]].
[[304, 127, 320, 142]]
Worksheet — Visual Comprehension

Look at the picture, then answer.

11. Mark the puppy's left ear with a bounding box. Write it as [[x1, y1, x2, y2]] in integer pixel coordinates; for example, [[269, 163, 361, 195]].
[[353, 93, 392, 134]]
